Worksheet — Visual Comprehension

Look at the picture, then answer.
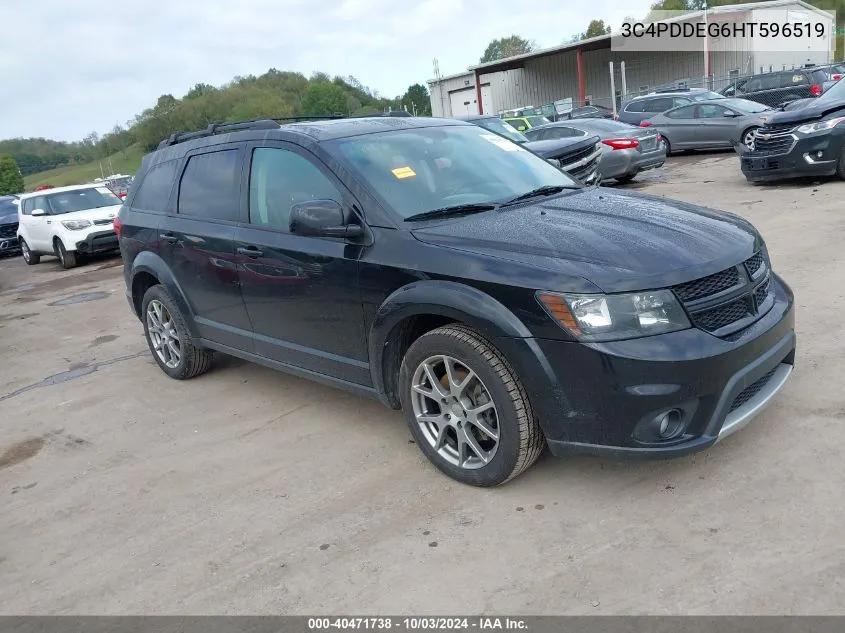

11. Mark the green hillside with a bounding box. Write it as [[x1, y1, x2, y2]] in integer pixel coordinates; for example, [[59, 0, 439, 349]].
[[23, 145, 144, 190]]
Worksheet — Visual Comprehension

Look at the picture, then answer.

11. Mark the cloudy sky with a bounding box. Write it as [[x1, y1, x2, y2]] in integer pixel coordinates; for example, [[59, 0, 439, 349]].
[[0, 0, 652, 142]]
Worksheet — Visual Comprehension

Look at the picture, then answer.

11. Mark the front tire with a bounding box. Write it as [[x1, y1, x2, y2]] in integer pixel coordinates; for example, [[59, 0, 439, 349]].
[[141, 285, 213, 380], [19, 238, 40, 265], [55, 239, 77, 269], [399, 325, 544, 487]]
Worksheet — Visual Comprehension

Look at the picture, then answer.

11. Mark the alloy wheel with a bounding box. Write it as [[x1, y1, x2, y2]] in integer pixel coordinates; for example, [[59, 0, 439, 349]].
[[21, 241, 30, 262], [146, 299, 182, 369], [410, 355, 500, 469], [744, 129, 757, 151]]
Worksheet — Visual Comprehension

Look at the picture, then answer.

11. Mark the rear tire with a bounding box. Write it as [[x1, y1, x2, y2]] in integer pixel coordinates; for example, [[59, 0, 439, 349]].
[[20, 239, 40, 265], [399, 324, 544, 487], [55, 239, 77, 269], [661, 138, 672, 156], [141, 285, 213, 380]]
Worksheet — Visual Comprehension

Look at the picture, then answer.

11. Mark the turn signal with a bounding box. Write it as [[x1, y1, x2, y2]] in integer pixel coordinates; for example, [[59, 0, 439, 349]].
[[537, 293, 581, 336]]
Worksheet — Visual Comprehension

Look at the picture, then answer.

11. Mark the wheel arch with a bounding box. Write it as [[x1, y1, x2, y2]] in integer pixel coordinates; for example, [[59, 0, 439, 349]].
[[129, 250, 199, 338], [368, 280, 532, 409]]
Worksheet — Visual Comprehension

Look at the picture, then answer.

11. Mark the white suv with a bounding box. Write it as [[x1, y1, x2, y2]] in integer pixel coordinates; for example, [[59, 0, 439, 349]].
[[17, 184, 123, 269]]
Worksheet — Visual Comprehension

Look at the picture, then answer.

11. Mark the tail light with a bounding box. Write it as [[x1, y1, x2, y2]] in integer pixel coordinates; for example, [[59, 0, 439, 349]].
[[833, 74, 842, 81], [639, 120, 653, 127], [602, 138, 639, 150], [113, 216, 122, 238], [810, 83, 823, 96], [613, 114, 619, 120], [118, 191, 127, 199]]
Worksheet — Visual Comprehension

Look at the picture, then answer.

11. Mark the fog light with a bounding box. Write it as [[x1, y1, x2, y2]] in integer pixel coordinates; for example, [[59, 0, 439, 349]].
[[657, 409, 683, 438], [817, 151, 824, 158]]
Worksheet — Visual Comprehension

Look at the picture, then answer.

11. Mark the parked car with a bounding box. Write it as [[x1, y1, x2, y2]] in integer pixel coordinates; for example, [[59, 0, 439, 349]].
[[118, 116, 795, 487], [560, 105, 615, 120], [641, 98, 773, 153], [524, 119, 665, 183], [503, 115, 552, 132], [460, 114, 601, 185], [17, 184, 122, 268], [729, 68, 830, 108], [618, 88, 726, 126], [740, 75, 845, 183], [0, 196, 21, 258]]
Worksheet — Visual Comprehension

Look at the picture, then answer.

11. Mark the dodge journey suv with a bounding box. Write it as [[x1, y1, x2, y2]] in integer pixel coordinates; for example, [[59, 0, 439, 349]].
[[117, 116, 795, 486]]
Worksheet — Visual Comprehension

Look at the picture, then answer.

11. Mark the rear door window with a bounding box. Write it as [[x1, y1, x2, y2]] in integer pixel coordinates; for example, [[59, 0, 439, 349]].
[[646, 97, 674, 112], [665, 105, 696, 119], [132, 160, 179, 212], [624, 101, 645, 113], [178, 150, 241, 222], [757, 74, 781, 90]]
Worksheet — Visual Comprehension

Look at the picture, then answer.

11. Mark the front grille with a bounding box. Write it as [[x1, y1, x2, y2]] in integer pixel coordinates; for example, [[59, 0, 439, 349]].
[[671, 251, 771, 336], [694, 296, 753, 332], [729, 367, 778, 412], [753, 135, 794, 154], [744, 252, 763, 277], [758, 124, 796, 136], [673, 267, 739, 302], [559, 144, 596, 166], [754, 278, 770, 308], [0, 223, 17, 239]]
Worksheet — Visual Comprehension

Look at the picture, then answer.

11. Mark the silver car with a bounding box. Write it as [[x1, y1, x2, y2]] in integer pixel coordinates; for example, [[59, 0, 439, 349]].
[[642, 98, 773, 153], [524, 119, 665, 183]]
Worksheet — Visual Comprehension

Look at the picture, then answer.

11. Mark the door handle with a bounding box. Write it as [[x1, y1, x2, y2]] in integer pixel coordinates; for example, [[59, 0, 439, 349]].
[[237, 246, 263, 258], [160, 233, 178, 243], [46, 220, 51, 224]]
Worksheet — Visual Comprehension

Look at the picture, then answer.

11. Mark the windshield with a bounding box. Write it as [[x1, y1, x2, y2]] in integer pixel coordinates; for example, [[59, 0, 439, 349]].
[[0, 197, 17, 222], [692, 91, 726, 101], [473, 117, 528, 143], [527, 116, 551, 127], [329, 125, 578, 219], [44, 187, 122, 214], [722, 98, 770, 113]]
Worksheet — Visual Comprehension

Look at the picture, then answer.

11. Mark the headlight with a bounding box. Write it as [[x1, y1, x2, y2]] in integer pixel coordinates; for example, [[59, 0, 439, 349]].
[[796, 116, 845, 134], [537, 289, 690, 341], [61, 219, 92, 230]]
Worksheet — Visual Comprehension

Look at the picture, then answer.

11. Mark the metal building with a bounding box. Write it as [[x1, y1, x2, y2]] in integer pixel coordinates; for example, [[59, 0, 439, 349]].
[[429, 0, 835, 118]]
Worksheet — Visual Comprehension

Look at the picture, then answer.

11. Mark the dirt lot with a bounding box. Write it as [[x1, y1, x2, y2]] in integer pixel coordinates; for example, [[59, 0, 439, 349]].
[[1, 152, 844, 615]]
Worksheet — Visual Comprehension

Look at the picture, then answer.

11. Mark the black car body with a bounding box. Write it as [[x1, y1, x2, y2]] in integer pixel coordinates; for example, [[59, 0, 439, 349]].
[[0, 196, 21, 257], [740, 78, 845, 182], [118, 116, 795, 486], [459, 114, 601, 185]]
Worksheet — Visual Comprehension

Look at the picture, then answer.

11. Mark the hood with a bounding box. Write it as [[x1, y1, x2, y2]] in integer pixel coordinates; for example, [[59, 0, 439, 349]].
[[765, 99, 845, 125], [411, 188, 759, 293], [523, 135, 597, 159], [53, 204, 121, 222], [0, 211, 17, 225]]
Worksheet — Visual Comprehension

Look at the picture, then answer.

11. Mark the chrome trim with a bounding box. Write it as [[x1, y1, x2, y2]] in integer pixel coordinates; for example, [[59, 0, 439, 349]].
[[716, 363, 792, 442], [560, 146, 603, 171], [803, 153, 837, 165]]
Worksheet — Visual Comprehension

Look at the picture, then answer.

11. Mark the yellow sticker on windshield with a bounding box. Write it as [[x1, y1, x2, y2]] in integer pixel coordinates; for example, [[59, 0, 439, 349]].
[[391, 166, 416, 179]]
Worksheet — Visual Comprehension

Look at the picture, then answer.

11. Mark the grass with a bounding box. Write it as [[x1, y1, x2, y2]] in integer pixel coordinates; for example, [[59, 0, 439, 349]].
[[23, 144, 145, 190]]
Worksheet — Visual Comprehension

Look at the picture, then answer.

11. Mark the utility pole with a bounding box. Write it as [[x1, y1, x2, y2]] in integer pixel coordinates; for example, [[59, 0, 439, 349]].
[[703, 0, 710, 90]]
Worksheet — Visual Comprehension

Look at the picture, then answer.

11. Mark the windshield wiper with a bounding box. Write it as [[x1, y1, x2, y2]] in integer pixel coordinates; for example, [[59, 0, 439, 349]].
[[404, 203, 497, 222], [499, 185, 576, 207]]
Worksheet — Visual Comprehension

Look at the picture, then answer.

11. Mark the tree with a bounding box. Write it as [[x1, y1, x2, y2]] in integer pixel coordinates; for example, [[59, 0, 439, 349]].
[[0, 155, 24, 195], [301, 82, 349, 115], [479, 35, 536, 63], [401, 83, 432, 116], [580, 19, 612, 39]]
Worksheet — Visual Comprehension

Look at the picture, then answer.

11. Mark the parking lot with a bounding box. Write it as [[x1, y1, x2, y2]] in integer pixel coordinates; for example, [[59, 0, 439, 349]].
[[1, 151, 844, 615]]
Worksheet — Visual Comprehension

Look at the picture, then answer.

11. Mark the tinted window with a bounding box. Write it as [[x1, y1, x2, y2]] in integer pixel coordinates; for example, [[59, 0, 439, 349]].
[[784, 72, 808, 86], [646, 97, 675, 112], [44, 187, 121, 214], [0, 197, 18, 219], [757, 74, 780, 90], [697, 104, 727, 118], [329, 125, 578, 219], [133, 160, 178, 212], [624, 100, 645, 113], [473, 117, 529, 143], [178, 150, 240, 222], [742, 78, 761, 92], [249, 148, 342, 231], [665, 105, 696, 119], [810, 69, 829, 84]]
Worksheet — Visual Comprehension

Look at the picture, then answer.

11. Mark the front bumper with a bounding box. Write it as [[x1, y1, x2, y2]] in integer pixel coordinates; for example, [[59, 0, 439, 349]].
[[0, 235, 20, 255], [495, 274, 795, 458], [75, 229, 119, 254], [741, 129, 845, 182]]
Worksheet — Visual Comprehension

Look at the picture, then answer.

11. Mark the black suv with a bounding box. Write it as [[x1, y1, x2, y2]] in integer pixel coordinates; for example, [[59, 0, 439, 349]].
[[740, 76, 845, 182], [0, 195, 21, 257], [118, 116, 796, 486], [724, 68, 829, 108]]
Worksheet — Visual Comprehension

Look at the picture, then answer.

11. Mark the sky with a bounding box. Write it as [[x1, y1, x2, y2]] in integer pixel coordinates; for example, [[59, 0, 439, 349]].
[[0, 0, 653, 142]]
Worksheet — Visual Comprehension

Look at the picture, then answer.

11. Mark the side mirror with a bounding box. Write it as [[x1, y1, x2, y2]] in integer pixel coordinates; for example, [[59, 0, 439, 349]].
[[31, 208, 46, 216], [723, 111, 740, 117], [289, 199, 363, 238]]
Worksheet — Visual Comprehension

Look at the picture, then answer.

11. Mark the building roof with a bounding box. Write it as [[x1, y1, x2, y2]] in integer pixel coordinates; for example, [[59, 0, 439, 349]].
[[461, 0, 831, 76]]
